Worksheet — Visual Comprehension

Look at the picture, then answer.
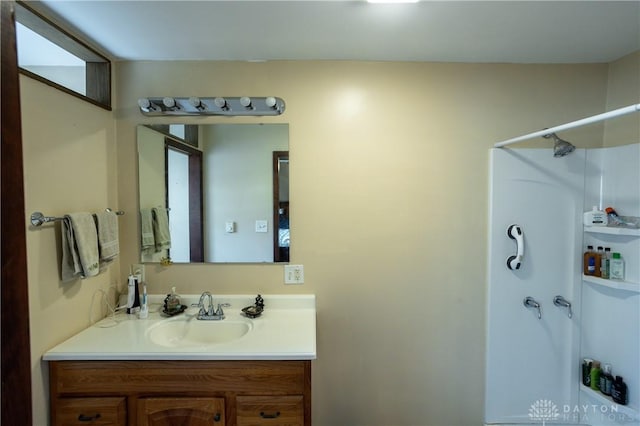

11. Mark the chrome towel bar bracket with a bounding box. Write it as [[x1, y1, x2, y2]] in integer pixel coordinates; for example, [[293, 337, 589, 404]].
[[30, 209, 124, 227]]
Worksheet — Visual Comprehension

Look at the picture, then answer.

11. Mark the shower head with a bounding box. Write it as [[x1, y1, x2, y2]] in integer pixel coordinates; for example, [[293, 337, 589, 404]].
[[543, 132, 576, 157]]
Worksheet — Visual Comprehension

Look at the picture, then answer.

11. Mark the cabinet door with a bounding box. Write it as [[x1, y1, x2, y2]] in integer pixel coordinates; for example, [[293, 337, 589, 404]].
[[138, 397, 225, 426], [55, 397, 126, 426], [237, 396, 303, 426]]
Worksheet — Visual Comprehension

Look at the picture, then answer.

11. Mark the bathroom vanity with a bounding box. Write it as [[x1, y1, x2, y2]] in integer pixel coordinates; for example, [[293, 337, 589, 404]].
[[44, 295, 316, 426]]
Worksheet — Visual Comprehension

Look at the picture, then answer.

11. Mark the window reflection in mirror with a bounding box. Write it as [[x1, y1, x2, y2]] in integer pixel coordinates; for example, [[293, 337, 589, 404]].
[[137, 124, 289, 263]]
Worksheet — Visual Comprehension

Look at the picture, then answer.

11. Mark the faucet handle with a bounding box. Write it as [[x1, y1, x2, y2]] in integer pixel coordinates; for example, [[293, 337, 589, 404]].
[[215, 303, 231, 317]]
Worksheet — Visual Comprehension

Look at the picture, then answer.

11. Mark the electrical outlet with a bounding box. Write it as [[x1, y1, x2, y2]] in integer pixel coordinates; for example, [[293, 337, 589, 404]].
[[255, 220, 268, 233], [284, 265, 304, 284], [132, 263, 145, 283]]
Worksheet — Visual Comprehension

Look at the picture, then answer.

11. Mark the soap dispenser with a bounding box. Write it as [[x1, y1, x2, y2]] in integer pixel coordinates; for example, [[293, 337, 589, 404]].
[[163, 286, 182, 315]]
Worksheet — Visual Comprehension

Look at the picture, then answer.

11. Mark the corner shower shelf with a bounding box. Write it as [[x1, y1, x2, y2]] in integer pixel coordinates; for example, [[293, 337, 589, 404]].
[[584, 225, 640, 237], [580, 385, 640, 421], [582, 275, 640, 293]]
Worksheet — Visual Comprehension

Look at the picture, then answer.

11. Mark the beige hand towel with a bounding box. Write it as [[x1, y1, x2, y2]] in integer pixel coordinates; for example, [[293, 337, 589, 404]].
[[61, 217, 82, 282], [94, 210, 119, 261], [140, 208, 155, 252], [152, 206, 171, 252], [61, 213, 100, 280]]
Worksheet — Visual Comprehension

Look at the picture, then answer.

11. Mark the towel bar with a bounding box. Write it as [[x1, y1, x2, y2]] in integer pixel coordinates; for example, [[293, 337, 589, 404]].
[[30, 209, 124, 227]]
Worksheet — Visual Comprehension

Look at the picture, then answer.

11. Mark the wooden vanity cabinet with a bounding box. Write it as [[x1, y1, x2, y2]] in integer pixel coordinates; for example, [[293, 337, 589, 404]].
[[49, 360, 311, 426]]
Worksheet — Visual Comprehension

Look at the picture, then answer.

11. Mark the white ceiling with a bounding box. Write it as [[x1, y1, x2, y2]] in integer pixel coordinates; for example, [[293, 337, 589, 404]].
[[33, 0, 640, 64]]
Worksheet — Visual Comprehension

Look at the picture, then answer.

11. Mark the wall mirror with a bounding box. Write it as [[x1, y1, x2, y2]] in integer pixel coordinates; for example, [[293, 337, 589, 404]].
[[137, 123, 289, 263]]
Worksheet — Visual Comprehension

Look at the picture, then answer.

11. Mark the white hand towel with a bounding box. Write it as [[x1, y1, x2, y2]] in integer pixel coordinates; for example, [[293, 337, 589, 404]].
[[61, 213, 100, 280], [140, 208, 155, 252], [94, 210, 119, 262], [152, 206, 171, 252]]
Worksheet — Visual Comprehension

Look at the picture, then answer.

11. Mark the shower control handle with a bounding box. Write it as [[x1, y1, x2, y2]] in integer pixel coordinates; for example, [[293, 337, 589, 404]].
[[553, 295, 572, 319], [523, 296, 541, 319]]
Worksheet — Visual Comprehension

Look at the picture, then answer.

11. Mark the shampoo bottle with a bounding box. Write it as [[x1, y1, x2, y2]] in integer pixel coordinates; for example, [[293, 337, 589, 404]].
[[595, 246, 604, 277], [600, 364, 613, 396], [611, 376, 628, 405], [590, 361, 601, 390], [610, 253, 625, 280], [601, 247, 611, 279]]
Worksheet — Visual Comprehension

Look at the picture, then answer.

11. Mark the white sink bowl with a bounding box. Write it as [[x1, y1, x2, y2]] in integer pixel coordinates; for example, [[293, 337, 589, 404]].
[[147, 316, 252, 348]]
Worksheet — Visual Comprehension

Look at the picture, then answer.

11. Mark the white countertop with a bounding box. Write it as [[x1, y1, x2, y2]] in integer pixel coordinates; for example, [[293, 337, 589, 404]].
[[43, 294, 316, 361]]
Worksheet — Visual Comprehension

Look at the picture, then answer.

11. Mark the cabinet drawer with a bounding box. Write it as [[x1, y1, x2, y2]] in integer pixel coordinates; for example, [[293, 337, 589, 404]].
[[54, 397, 126, 426], [137, 397, 225, 426], [237, 395, 304, 426]]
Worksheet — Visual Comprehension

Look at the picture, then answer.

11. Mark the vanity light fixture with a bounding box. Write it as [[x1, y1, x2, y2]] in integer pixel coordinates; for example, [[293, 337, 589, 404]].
[[367, 0, 419, 3], [137, 96, 286, 116]]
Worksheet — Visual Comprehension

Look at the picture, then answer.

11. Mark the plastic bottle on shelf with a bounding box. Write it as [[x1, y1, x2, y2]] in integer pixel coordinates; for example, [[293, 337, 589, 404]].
[[610, 253, 625, 280], [583, 245, 596, 276], [611, 376, 628, 405], [584, 206, 608, 226], [590, 361, 601, 390], [582, 358, 593, 387], [600, 364, 613, 396], [601, 247, 611, 279], [595, 246, 604, 277]]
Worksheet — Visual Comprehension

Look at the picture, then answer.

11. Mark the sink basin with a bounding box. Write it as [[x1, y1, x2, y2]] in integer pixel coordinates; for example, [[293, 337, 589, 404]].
[[147, 316, 252, 348]]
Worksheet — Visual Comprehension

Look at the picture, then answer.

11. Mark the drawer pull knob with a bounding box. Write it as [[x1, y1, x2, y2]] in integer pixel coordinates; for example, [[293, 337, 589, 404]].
[[213, 413, 221, 422], [78, 413, 101, 422], [260, 411, 281, 419]]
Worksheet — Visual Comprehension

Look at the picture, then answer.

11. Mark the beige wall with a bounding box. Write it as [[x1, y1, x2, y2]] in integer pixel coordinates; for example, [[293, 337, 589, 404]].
[[604, 51, 640, 146], [21, 76, 117, 426], [115, 60, 610, 425], [21, 53, 638, 425]]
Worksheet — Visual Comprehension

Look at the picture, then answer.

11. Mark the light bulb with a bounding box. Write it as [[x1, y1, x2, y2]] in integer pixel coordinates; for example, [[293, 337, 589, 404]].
[[240, 96, 252, 108], [214, 97, 227, 108], [163, 97, 176, 108], [138, 98, 151, 109], [265, 97, 277, 109], [189, 96, 204, 109]]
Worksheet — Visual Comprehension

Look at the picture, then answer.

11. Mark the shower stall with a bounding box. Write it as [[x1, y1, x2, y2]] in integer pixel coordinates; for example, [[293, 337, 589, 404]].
[[485, 105, 640, 426]]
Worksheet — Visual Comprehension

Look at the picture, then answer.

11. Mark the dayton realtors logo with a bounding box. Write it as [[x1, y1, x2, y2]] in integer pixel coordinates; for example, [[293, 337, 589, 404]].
[[528, 398, 632, 424], [529, 399, 560, 425]]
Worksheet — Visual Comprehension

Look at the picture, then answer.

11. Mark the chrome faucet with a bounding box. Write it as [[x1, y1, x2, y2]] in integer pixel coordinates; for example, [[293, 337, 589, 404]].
[[191, 291, 228, 320], [553, 295, 573, 319]]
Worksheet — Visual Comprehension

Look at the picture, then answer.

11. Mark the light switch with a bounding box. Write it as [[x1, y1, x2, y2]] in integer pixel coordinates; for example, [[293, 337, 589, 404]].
[[255, 220, 268, 233], [225, 221, 235, 233]]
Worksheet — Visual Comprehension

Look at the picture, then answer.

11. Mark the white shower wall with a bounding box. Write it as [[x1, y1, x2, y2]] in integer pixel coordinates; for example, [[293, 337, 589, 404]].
[[580, 143, 639, 425], [485, 144, 640, 426], [485, 148, 585, 424]]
